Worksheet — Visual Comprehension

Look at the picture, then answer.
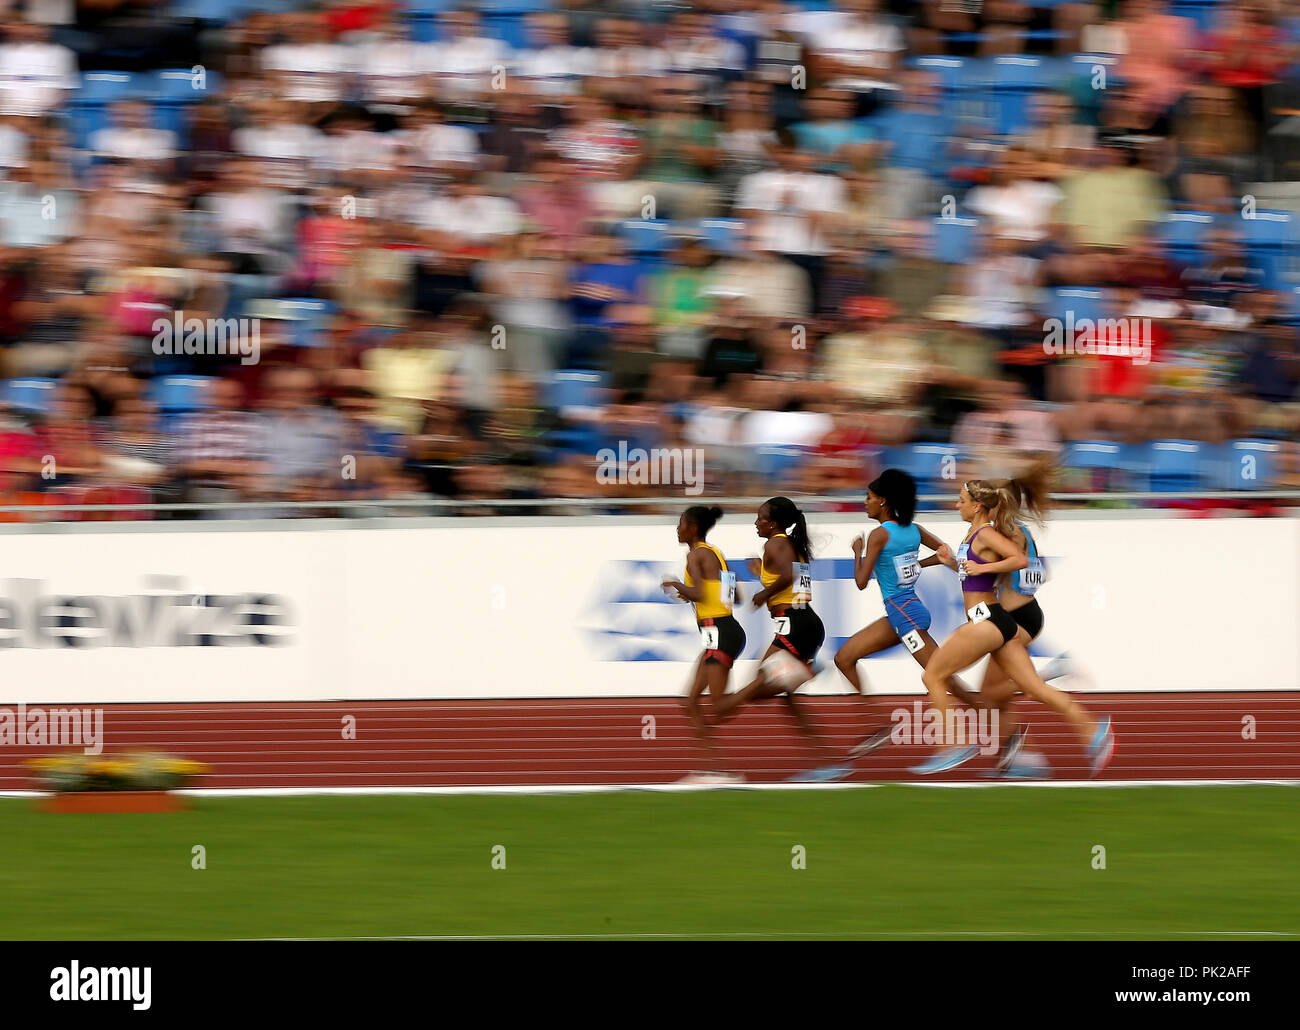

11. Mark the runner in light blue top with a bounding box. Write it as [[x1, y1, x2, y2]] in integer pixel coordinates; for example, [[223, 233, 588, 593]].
[[835, 468, 981, 761]]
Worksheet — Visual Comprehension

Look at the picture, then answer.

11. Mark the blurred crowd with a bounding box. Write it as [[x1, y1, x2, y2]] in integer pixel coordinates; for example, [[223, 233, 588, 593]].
[[1, 0, 1299, 517]]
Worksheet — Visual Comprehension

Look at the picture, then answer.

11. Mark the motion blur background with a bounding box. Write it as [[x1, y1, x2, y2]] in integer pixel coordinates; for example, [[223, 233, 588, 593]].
[[0, 0, 1299, 514]]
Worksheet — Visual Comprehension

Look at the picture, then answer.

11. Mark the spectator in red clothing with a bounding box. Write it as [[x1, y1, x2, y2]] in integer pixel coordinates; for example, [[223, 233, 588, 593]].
[[1202, 0, 1290, 130]]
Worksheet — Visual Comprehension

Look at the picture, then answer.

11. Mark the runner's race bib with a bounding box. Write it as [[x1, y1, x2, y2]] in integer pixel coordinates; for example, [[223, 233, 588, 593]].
[[892, 550, 920, 589], [967, 601, 992, 623], [791, 562, 812, 607], [1018, 557, 1045, 595], [719, 571, 736, 610], [700, 625, 719, 649]]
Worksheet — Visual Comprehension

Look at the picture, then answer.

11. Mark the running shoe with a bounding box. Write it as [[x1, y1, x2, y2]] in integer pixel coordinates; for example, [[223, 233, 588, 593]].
[[848, 726, 894, 759], [909, 745, 979, 775], [676, 771, 745, 787], [983, 750, 1052, 780], [787, 764, 853, 783], [1039, 654, 1074, 682], [996, 725, 1028, 773], [1087, 716, 1115, 777]]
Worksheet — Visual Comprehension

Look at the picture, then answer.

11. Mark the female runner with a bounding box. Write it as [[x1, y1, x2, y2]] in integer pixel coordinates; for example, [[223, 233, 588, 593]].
[[833, 469, 983, 759], [662, 504, 746, 784], [981, 472, 1088, 776], [715, 497, 850, 782], [915, 468, 1114, 775]]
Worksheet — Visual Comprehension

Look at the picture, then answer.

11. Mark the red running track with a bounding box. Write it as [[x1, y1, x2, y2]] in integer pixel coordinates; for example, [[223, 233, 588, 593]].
[[2, 692, 1297, 789]]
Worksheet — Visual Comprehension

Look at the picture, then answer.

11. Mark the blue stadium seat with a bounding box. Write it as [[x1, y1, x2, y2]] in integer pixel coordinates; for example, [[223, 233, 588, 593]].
[[152, 68, 223, 102], [753, 445, 810, 481], [149, 376, 215, 414], [881, 443, 961, 494], [478, 0, 550, 11], [1043, 287, 1109, 327], [908, 55, 972, 97], [1157, 211, 1217, 265], [547, 370, 608, 411], [618, 219, 673, 254], [1141, 439, 1206, 493], [279, 298, 334, 348], [4, 377, 59, 416], [77, 71, 152, 102], [932, 216, 980, 264], [695, 218, 744, 255], [1170, 0, 1222, 32], [484, 13, 530, 49], [980, 55, 1060, 137], [1239, 210, 1298, 291], [1213, 439, 1281, 490], [1061, 439, 1132, 489], [406, 0, 459, 13]]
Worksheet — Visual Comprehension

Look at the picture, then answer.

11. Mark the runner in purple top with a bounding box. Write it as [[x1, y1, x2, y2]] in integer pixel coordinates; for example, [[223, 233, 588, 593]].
[[912, 465, 1115, 777]]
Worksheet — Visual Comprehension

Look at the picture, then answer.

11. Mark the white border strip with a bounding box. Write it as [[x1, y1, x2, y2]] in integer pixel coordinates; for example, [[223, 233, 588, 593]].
[[1, 779, 1296, 799]]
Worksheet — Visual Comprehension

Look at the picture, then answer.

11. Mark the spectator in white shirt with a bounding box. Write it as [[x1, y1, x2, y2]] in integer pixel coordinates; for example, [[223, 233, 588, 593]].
[[513, 12, 592, 96], [398, 101, 481, 175], [964, 146, 1065, 246], [351, 13, 433, 107], [418, 173, 522, 244], [232, 98, 323, 192], [429, 9, 510, 100], [0, 19, 76, 118], [262, 12, 350, 107], [88, 100, 177, 183], [806, 0, 902, 94], [734, 130, 846, 306]]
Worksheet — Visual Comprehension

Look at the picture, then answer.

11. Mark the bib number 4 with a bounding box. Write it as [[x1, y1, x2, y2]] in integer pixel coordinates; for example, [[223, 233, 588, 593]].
[[967, 601, 992, 623]]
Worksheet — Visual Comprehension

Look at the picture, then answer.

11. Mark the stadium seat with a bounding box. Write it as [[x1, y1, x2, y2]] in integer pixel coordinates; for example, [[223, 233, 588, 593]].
[[1157, 211, 1217, 265], [546, 370, 608, 412], [881, 443, 961, 494], [695, 219, 744, 255], [1043, 287, 1109, 327], [484, 13, 531, 49], [980, 55, 1059, 137], [149, 375, 215, 414], [4, 378, 59, 416], [1170, 0, 1222, 32], [1061, 439, 1137, 491], [932, 215, 980, 265], [618, 219, 673, 254], [1212, 439, 1281, 491], [753, 444, 810, 481], [1141, 439, 1206, 493], [1239, 210, 1298, 291]]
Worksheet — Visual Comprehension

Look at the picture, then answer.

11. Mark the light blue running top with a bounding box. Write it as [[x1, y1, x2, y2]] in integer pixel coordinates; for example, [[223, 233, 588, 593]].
[[1007, 522, 1046, 597], [874, 521, 922, 599]]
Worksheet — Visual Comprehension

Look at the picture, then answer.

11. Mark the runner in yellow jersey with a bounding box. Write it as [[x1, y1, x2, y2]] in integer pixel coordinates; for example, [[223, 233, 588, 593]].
[[718, 496, 851, 782], [662, 504, 746, 784]]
